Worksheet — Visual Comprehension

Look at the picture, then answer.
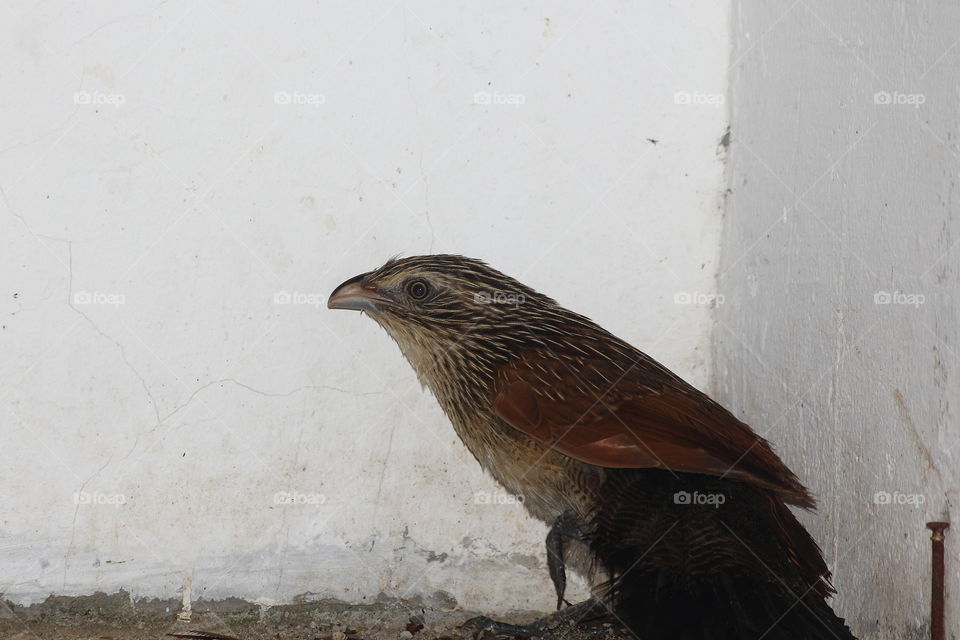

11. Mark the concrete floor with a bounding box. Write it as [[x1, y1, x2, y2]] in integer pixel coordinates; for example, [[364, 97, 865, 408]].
[[0, 592, 630, 640]]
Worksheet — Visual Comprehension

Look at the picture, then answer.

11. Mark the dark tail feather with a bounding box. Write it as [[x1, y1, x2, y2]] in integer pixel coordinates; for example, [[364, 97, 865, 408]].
[[590, 469, 857, 640], [609, 571, 856, 640]]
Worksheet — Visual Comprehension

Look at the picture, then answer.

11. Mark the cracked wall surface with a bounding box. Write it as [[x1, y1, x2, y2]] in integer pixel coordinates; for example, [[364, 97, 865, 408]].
[[0, 1, 729, 612], [717, 2, 960, 638]]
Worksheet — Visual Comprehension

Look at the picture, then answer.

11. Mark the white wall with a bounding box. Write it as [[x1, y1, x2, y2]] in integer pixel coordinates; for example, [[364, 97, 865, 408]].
[[0, 1, 730, 610], [719, 2, 959, 638]]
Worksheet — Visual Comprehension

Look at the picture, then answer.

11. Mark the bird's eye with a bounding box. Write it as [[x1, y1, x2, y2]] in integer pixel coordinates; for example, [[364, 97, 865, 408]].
[[406, 279, 429, 300]]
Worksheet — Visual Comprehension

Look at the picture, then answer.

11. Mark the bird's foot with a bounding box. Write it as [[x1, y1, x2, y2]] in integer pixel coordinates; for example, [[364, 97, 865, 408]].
[[546, 510, 585, 611], [459, 616, 539, 639], [458, 599, 609, 639]]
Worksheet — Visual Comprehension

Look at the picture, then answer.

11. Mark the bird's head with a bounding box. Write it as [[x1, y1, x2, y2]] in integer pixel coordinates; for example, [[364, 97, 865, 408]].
[[328, 255, 553, 380]]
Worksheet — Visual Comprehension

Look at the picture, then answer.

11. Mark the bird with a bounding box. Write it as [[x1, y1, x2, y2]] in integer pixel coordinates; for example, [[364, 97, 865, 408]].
[[328, 255, 858, 640]]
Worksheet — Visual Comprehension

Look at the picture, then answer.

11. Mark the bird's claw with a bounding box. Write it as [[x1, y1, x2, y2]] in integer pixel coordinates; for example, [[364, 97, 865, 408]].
[[459, 599, 609, 640], [458, 615, 540, 639]]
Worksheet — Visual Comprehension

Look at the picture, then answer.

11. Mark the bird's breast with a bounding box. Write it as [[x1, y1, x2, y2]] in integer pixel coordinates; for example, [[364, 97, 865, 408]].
[[392, 336, 601, 522], [447, 406, 601, 525]]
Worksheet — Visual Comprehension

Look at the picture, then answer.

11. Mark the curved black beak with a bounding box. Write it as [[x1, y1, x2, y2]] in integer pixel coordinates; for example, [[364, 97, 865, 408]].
[[327, 271, 394, 312]]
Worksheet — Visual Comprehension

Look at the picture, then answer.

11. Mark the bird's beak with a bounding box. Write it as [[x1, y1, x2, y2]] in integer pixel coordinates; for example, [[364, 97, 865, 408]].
[[327, 272, 395, 312]]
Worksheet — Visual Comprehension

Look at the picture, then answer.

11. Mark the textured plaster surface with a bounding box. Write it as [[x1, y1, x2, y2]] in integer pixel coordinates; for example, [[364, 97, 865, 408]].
[[0, 0, 729, 613], [718, 2, 960, 638]]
